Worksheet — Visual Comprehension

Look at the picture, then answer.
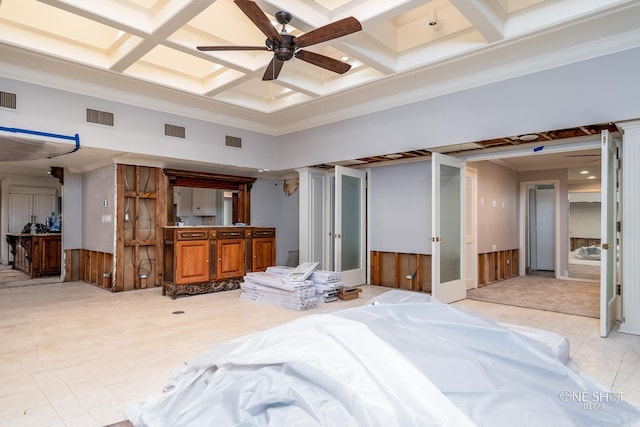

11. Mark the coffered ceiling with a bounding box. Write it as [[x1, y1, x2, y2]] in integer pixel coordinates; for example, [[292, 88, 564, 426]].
[[2, 0, 637, 134], [0, 0, 637, 182]]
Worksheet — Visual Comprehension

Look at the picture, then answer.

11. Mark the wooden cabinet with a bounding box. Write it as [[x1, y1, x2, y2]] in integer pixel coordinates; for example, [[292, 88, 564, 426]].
[[162, 226, 275, 299], [6, 233, 61, 278]]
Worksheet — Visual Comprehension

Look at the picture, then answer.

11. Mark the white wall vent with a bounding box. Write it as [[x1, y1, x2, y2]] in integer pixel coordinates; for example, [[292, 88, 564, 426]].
[[225, 135, 242, 148], [86, 108, 114, 126], [0, 91, 17, 109], [165, 123, 186, 139]]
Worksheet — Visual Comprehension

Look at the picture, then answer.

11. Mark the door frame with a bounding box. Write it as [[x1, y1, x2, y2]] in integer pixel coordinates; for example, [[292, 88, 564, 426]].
[[465, 167, 478, 290]]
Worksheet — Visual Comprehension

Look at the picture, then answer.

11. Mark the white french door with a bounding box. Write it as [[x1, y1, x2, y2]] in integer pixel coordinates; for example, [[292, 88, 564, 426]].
[[600, 129, 619, 337], [334, 165, 367, 286], [432, 153, 467, 303]]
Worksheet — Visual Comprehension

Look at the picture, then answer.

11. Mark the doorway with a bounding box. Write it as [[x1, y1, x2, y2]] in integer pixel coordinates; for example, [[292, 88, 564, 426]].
[[297, 166, 367, 287], [526, 183, 556, 276]]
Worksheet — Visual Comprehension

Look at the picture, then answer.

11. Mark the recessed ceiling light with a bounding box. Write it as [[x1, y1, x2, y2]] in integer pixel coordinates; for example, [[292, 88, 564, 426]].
[[588, 175, 596, 179], [580, 170, 589, 174], [341, 56, 349, 61]]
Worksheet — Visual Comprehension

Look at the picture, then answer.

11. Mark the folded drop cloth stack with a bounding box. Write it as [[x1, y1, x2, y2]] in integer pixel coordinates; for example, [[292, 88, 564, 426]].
[[241, 263, 321, 310], [267, 264, 342, 303]]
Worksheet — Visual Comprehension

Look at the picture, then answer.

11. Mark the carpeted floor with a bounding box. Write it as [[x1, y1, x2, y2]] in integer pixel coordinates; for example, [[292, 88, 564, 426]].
[[467, 275, 599, 318]]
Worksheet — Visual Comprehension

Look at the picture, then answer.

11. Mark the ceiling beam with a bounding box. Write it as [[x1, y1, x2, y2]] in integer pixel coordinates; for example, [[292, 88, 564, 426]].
[[449, 0, 504, 42]]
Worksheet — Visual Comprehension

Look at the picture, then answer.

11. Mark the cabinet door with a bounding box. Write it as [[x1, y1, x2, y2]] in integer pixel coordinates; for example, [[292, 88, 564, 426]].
[[217, 238, 245, 279], [252, 237, 275, 272], [39, 236, 61, 275], [176, 240, 209, 284], [9, 194, 32, 232], [192, 188, 217, 215]]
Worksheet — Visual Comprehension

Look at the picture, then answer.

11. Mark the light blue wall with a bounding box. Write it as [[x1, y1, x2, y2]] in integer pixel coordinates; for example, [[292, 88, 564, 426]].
[[61, 171, 82, 250], [276, 48, 640, 170], [82, 165, 115, 253], [251, 178, 299, 266], [369, 161, 431, 254], [471, 161, 519, 253]]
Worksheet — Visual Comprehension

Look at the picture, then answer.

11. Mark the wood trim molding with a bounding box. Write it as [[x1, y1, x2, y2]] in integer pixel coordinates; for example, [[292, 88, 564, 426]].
[[163, 168, 256, 224], [163, 168, 256, 191]]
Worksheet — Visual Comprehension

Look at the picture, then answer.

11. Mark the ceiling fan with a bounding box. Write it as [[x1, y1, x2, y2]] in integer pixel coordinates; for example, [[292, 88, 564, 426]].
[[197, 0, 362, 81]]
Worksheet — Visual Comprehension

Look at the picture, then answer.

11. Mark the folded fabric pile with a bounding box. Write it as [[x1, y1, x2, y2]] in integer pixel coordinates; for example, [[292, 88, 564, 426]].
[[267, 264, 342, 303]]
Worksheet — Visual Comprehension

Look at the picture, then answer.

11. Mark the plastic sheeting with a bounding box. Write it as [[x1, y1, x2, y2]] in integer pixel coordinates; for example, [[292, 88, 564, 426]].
[[127, 291, 640, 426]]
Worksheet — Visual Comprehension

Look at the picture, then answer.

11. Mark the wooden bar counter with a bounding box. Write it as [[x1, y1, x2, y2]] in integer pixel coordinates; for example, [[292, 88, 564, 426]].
[[162, 226, 275, 299], [6, 233, 62, 278]]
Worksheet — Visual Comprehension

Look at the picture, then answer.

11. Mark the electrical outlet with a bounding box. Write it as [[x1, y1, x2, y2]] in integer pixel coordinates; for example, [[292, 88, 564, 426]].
[[102, 199, 108, 208]]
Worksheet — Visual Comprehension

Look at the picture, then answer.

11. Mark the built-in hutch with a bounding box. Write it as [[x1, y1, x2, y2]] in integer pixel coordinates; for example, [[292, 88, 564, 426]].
[[162, 226, 275, 299]]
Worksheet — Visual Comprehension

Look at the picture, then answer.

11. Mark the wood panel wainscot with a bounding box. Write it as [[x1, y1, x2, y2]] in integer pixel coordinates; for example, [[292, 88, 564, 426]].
[[162, 226, 275, 299]]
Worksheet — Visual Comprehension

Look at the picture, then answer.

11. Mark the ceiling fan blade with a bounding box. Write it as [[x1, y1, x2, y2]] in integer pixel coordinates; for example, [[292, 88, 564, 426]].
[[197, 46, 269, 51], [294, 17, 361, 48], [262, 58, 285, 81], [234, 0, 282, 43], [295, 50, 351, 74]]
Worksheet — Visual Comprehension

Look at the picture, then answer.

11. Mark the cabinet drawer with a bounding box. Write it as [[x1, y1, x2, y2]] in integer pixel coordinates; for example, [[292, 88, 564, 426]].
[[177, 230, 208, 240], [253, 228, 275, 238], [218, 229, 245, 239]]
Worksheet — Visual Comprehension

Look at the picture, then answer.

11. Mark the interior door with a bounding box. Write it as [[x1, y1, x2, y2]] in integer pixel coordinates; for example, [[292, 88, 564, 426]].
[[600, 129, 618, 337], [432, 153, 467, 303], [334, 165, 366, 286]]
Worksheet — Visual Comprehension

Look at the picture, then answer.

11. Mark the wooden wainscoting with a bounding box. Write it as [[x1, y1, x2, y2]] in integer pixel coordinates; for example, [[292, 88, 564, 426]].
[[65, 249, 114, 290], [477, 249, 519, 287], [570, 237, 601, 251], [370, 251, 431, 293]]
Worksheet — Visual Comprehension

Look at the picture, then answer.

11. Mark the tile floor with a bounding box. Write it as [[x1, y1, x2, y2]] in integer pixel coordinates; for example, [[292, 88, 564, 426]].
[[0, 281, 639, 426]]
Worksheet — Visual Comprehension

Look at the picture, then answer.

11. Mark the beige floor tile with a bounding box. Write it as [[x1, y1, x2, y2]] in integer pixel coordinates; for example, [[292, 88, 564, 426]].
[[1, 280, 639, 427]]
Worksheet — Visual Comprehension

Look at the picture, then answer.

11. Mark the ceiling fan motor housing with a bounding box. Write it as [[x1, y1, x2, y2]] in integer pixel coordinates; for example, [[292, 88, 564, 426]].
[[274, 34, 295, 61]]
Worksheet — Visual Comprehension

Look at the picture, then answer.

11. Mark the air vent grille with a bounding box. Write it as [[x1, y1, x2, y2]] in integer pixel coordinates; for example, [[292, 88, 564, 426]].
[[225, 135, 242, 148], [0, 91, 17, 109], [165, 123, 186, 139], [86, 108, 114, 126]]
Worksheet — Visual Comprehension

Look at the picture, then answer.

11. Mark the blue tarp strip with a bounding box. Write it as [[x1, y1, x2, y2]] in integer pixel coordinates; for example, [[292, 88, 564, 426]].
[[0, 126, 80, 156]]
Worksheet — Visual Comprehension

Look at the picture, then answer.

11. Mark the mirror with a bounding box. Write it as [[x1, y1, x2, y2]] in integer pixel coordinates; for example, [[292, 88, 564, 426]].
[[172, 187, 235, 226], [568, 191, 601, 281]]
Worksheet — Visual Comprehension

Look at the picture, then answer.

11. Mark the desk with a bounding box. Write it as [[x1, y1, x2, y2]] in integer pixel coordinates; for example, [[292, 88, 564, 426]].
[[6, 233, 61, 278]]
